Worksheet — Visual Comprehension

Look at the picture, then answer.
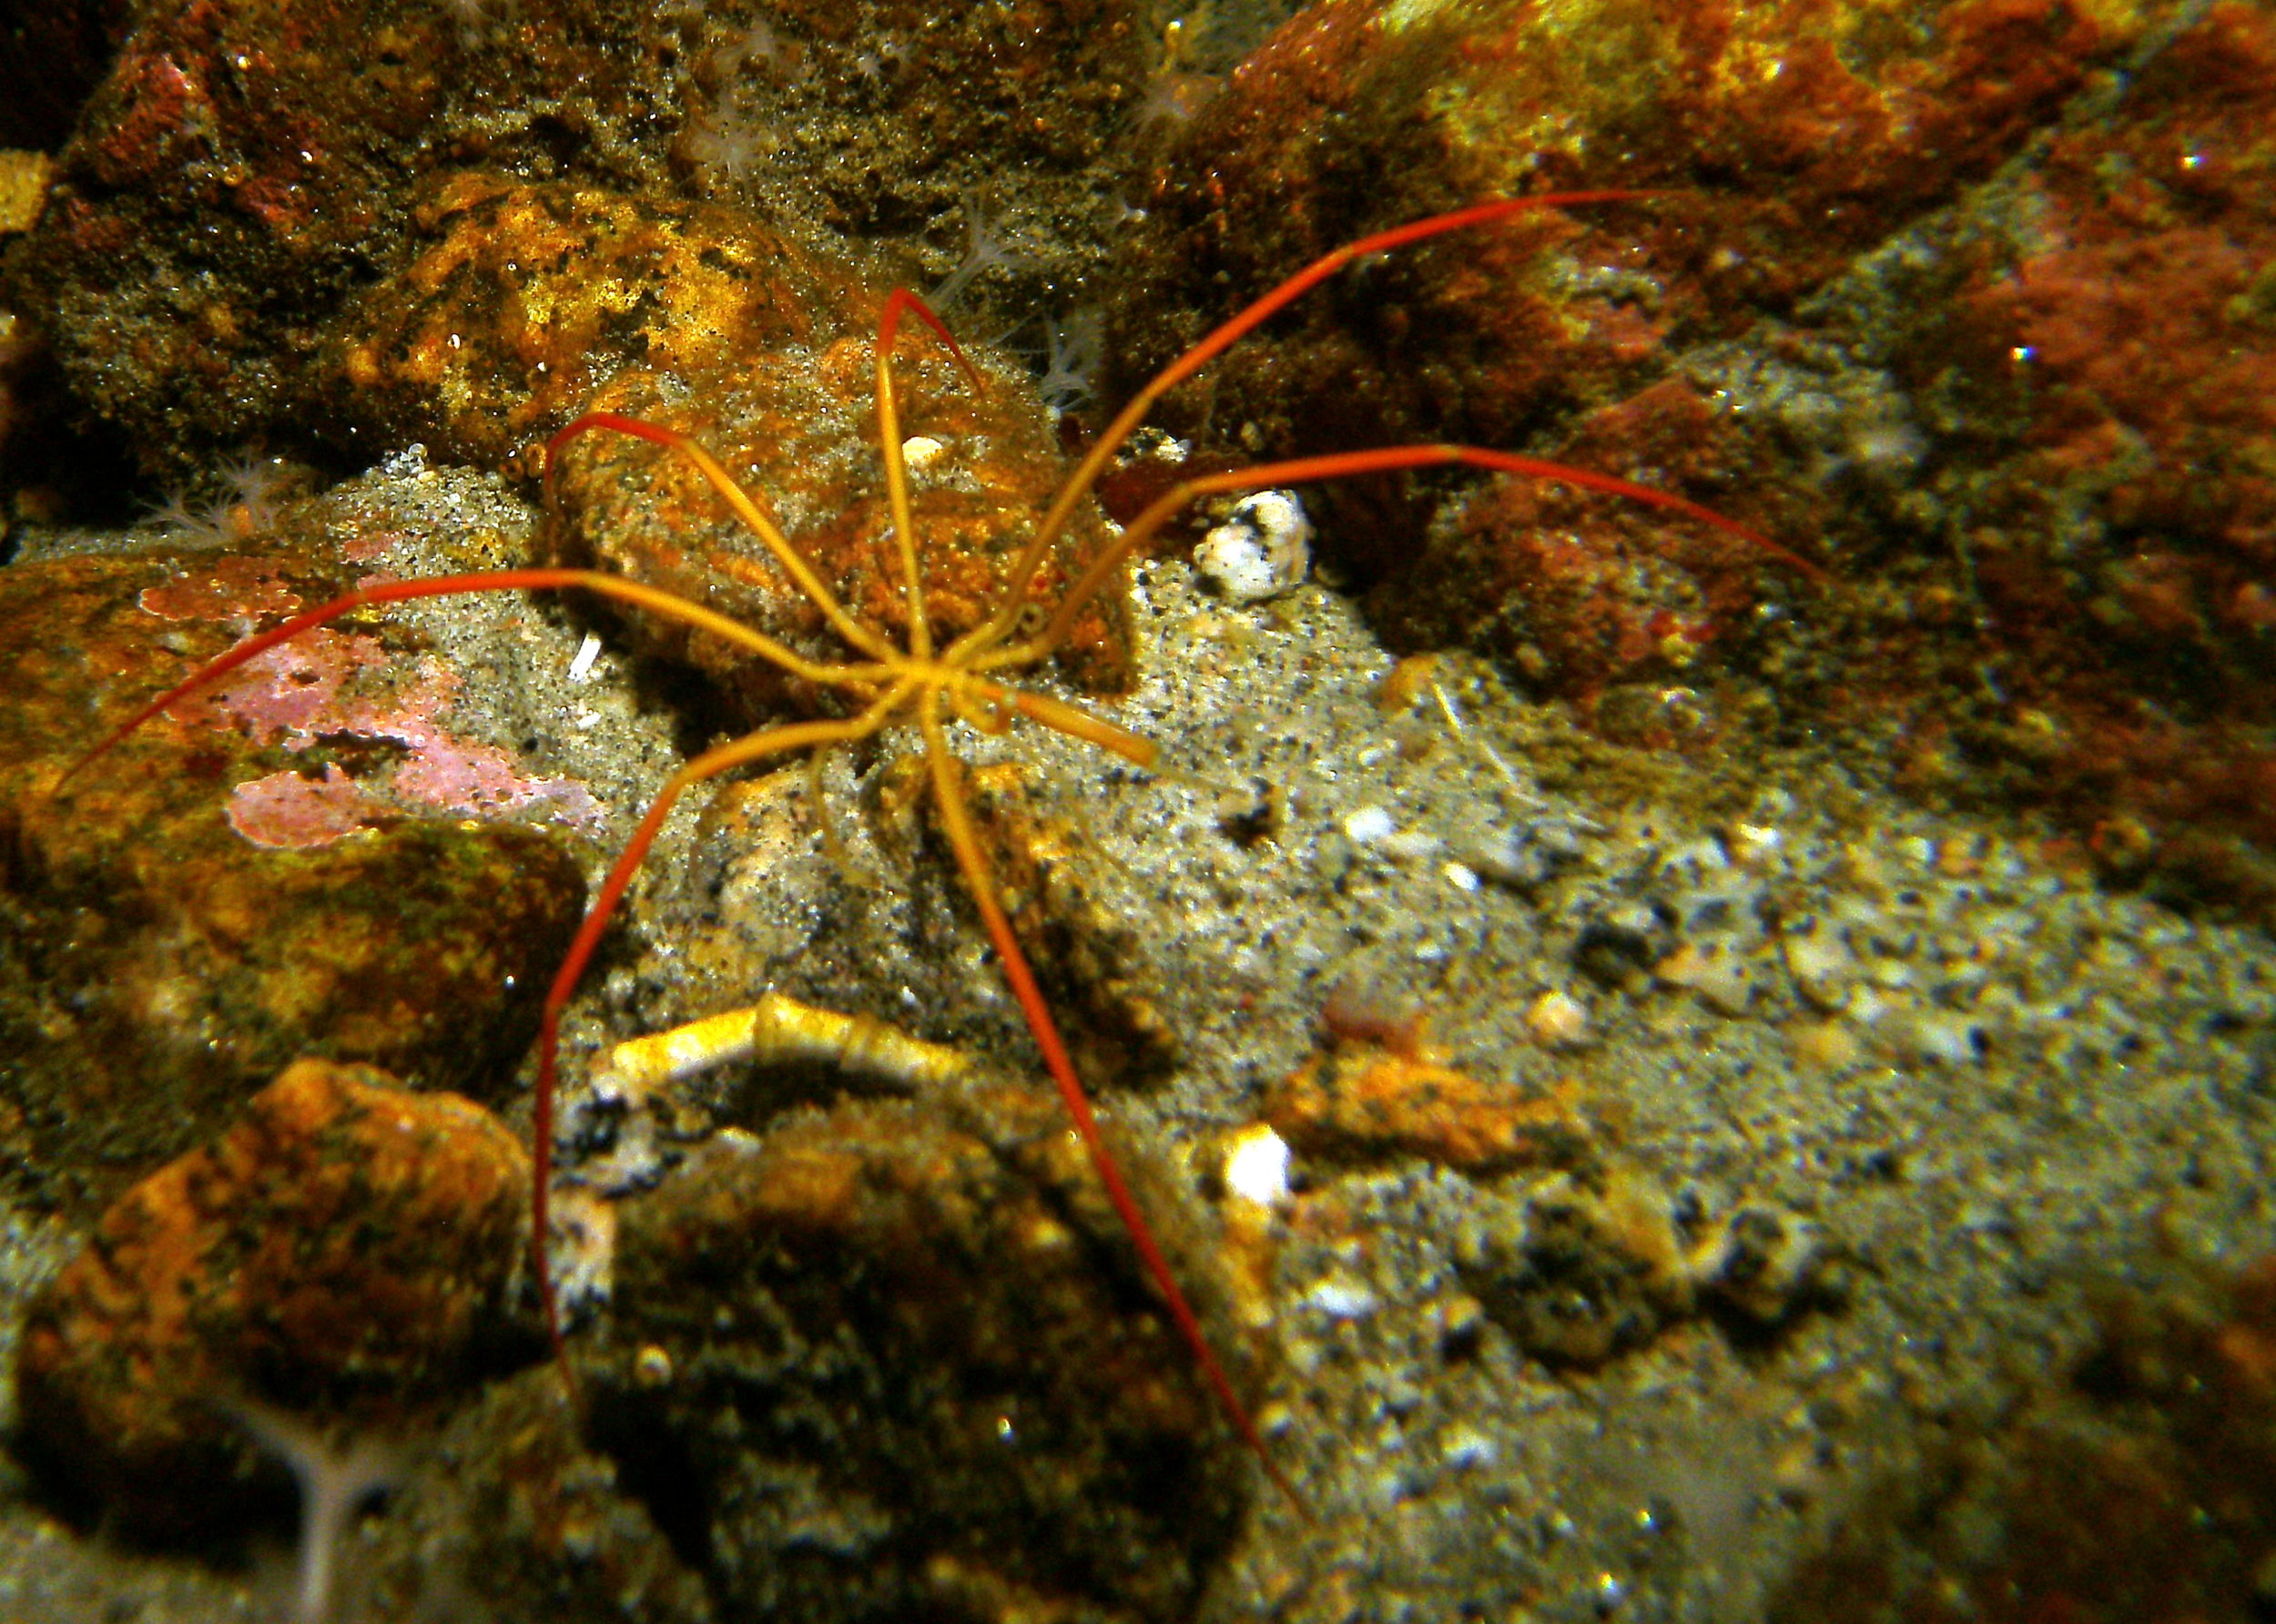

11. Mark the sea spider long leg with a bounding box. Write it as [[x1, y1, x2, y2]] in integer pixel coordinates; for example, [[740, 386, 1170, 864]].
[[57, 193, 1818, 1510]]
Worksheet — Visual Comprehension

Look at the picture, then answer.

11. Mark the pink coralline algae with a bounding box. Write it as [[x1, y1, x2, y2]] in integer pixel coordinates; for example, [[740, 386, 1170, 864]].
[[137, 553, 306, 621], [225, 764, 390, 850], [137, 560, 602, 847]]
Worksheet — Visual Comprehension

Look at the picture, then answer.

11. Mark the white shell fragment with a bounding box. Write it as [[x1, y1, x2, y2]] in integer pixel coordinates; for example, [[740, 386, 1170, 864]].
[[1524, 989, 1590, 1047], [1194, 489, 1313, 603], [1223, 1123, 1292, 1209], [1343, 805, 1397, 845]]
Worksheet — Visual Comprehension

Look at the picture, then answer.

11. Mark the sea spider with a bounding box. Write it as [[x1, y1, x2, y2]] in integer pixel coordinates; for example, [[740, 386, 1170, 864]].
[[63, 193, 1817, 1504]]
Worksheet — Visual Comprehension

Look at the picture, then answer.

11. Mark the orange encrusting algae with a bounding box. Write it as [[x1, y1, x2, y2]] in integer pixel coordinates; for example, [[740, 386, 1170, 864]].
[[56, 194, 1823, 1513]]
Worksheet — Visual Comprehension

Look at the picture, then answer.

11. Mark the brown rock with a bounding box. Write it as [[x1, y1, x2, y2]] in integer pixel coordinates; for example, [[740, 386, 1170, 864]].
[[533, 177, 1133, 712], [1267, 1040, 1594, 1177], [1096, 0, 2276, 901], [584, 1084, 1258, 1624], [5, 0, 687, 475], [15, 1058, 534, 1536], [9, 0, 1152, 484], [940, 758, 1176, 1081], [361, 1369, 716, 1624], [1114, 0, 2158, 460], [1458, 1166, 1696, 1368], [328, 175, 857, 473], [0, 545, 584, 1205]]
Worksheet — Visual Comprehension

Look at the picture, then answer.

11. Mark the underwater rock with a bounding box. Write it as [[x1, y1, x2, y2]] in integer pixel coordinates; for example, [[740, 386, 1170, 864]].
[[940, 759, 1176, 1080], [1689, 1202, 1830, 1327], [1113, 0, 2161, 459], [1771, 1253, 2276, 1621], [1381, 379, 1799, 699], [662, 0, 1154, 289], [5, 0, 688, 478], [1099, 0, 2276, 900], [15, 1058, 534, 1537], [5, 0, 1154, 485], [1456, 1167, 1697, 1369], [531, 176, 1134, 711], [326, 175, 853, 474], [582, 1085, 1258, 1623], [1266, 1039, 1594, 1178], [1194, 489, 1313, 604], [358, 1368, 716, 1624], [1456, 1168, 1831, 1367], [1869, 0, 2276, 891], [0, 544, 584, 1204]]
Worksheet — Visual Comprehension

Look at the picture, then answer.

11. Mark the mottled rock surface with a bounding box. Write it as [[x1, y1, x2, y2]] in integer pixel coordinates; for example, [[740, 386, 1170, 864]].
[[583, 1084, 1258, 1624], [359, 1369, 717, 1624], [0, 541, 584, 1204], [15, 1058, 533, 1536], [1108, 0, 2276, 905], [1266, 1040, 1594, 1177]]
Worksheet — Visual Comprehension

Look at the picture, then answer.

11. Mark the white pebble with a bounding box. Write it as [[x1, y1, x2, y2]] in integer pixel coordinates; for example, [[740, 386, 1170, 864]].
[[1783, 921, 1856, 1010], [1305, 1278, 1380, 1320], [1223, 1124, 1291, 1208], [1726, 821, 1783, 868], [1344, 805, 1396, 845], [1525, 989, 1590, 1046], [1441, 1426, 1499, 1470], [1194, 489, 1313, 603], [1897, 1009, 1985, 1066]]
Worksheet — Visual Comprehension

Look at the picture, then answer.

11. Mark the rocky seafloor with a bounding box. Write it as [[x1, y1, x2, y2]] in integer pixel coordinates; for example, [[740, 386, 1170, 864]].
[[4, 0, 2276, 1618], [0, 453, 2270, 1621]]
